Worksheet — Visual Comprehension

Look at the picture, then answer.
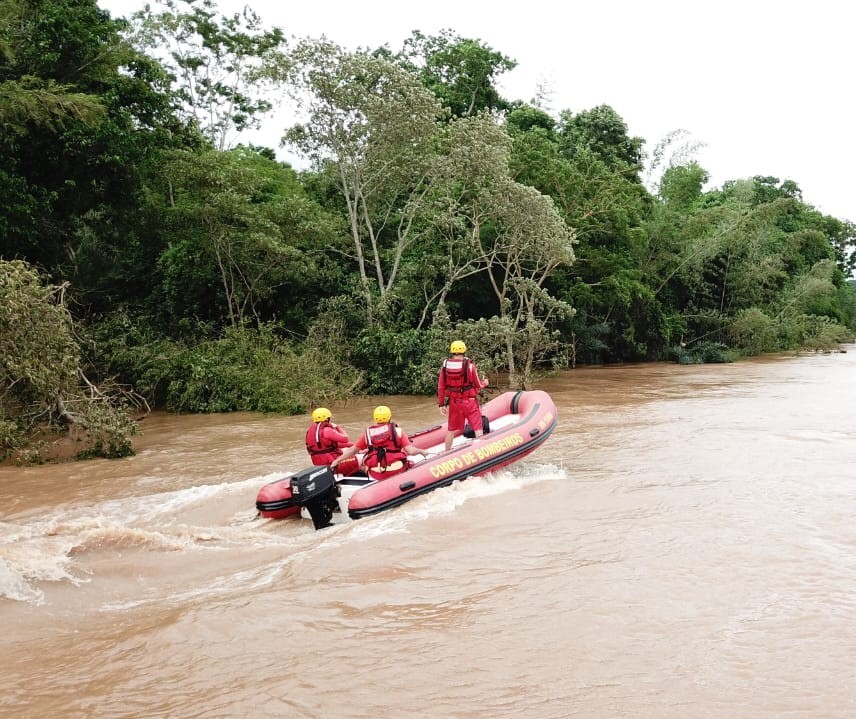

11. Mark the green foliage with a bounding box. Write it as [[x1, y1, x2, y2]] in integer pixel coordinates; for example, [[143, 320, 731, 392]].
[[351, 327, 433, 395], [565, 306, 611, 367], [309, 295, 453, 396], [646, 174, 856, 358], [0, 417, 24, 461], [4, 0, 856, 453], [396, 29, 516, 117], [449, 315, 566, 389], [670, 341, 735, 364], [283, 39, 447, 317], [557, 105, 644, 177], [161, 330, 309, 413], [156, 238, 223, 322], [84, 309, 193, 407], [644, 129, 705, 188], [796, 315, 854, 351], [0, 0, 196, 280], [776, 260, 843, 323], [510, 107, 656, 363], [730, 307, 778, 355], [658, 162, 709, 209], [0, 260, 79, 411], [154, 147, 335, 329], [505, 105, 556, 134], [72, 400, 138, 459], [825, 218, 856, 277], [837, 281, 856, 330], [421, 111, 577, 380], [92, 316, 363, 415], [0, 260, 139, 463], [0, 77, 105, 135]]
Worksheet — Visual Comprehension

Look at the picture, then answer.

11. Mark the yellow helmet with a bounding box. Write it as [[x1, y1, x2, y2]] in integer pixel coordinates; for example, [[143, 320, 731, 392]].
[[312, 407, 332, 423], [373, 405, 392, 423], [450, 340, 467, 354]]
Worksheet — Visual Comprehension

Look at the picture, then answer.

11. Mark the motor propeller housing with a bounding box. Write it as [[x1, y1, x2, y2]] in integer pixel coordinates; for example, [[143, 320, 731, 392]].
[[289, 466, 339, 529]]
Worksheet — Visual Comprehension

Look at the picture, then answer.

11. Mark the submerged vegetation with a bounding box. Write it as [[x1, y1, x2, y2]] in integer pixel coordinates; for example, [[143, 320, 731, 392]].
[[2, 0, 854, 463]]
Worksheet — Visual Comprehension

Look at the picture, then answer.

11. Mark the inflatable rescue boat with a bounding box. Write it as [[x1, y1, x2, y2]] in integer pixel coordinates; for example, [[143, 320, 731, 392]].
[[256, 389, 557, 529]]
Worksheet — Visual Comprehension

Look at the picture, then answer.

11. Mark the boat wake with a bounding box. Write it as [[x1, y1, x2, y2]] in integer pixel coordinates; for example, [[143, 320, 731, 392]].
[[345, 462, 567, 540], [0, 465, 565, 606], [0, 475, 276, 605]]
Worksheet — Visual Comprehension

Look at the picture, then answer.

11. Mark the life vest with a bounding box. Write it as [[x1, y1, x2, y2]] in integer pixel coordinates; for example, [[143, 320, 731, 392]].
[[305, 422, 342, 465], [363, 422, 409, 474], [442, 357, 477, 399]]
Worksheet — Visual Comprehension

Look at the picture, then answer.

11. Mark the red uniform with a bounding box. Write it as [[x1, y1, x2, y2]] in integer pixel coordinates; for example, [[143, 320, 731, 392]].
[[354, 422, 413, 480], [438, 356, 488, 433], [305, 421, 358, 475]]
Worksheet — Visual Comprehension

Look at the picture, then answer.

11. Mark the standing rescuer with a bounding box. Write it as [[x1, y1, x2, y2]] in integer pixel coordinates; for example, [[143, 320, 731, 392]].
[[438, 340, 489, 451], [305, 407, 359, 476]]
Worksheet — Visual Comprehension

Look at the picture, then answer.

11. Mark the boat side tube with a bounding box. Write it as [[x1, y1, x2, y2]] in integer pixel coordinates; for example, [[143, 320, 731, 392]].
[[347, 390, 557, 520], [256, 477, 301, 519]]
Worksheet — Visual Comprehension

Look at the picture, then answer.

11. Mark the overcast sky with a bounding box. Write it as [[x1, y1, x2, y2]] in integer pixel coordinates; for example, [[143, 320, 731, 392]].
[[101, 0, 854, 222]]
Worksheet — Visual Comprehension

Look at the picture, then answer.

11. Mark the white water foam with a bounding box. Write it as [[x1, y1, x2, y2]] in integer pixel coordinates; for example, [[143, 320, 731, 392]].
[[2, 464, 565, 606], [332, 462, 567, 541], [0, 526, 88, 604], [100, 463, 568, 611], [0, 473, 291, 605]]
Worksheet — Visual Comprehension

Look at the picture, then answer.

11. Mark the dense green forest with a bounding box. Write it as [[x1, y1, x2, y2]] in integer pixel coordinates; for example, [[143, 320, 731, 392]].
[[2, 0, 855, 463]]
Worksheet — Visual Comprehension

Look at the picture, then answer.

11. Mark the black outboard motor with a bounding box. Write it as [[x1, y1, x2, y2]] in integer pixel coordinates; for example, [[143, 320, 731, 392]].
[[289, 466, 339, 530]]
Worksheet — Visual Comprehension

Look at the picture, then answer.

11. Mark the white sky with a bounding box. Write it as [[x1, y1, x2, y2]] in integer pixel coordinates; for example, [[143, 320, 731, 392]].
[[101, 0, 854, 222]]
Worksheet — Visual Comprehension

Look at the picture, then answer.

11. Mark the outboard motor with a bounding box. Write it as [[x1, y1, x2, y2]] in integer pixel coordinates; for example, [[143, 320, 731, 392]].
[[289, 465, 339, 530]]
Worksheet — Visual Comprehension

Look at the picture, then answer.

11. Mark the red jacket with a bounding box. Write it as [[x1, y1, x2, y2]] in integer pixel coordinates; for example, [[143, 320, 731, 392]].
[[355, 422, 411, 469], [437, 356, 487, 405], [305, 421, 353, 466]]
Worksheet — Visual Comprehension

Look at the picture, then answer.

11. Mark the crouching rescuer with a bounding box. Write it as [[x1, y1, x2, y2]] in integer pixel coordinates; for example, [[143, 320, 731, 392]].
[[332, 406, 423, 480], [305, 407, 360, 476]]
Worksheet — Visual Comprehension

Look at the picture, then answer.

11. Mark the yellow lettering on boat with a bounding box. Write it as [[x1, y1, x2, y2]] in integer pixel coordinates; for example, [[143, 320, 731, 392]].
[[474, 433, 525, 461], [539, 411, 554, 430], [429, 433, 526, 478], [429, 456, 465, 479]]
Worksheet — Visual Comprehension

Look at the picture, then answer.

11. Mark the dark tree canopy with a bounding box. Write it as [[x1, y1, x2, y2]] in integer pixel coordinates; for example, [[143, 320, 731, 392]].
[[396, 29, 517, 117]]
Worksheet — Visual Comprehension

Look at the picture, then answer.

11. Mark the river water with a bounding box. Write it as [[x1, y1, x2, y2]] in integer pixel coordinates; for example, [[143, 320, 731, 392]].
[[2, 350, 856, 718]]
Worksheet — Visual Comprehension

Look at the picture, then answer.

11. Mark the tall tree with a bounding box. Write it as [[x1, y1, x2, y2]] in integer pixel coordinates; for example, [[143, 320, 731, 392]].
[[557, 104, 644, 180], [282, 39, 446, 319], [658, 162, 708, 209], [478, 179, 576, 386], [646, 174, 856, 355], [509, 104, 656, 362], [431, 113, 576, 385], [129, 0, 287, 151]]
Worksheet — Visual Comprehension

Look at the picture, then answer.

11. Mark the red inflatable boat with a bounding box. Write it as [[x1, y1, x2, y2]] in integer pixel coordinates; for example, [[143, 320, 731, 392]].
[[256, 389, 557, 528]]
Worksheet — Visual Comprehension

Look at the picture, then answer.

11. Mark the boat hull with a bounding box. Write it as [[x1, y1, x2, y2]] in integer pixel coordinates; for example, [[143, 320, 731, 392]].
[[347, 390, 557, 519]]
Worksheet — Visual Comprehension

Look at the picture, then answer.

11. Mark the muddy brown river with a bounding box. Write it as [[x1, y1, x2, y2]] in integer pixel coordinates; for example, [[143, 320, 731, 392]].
[[2, 350, 856, 718]]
